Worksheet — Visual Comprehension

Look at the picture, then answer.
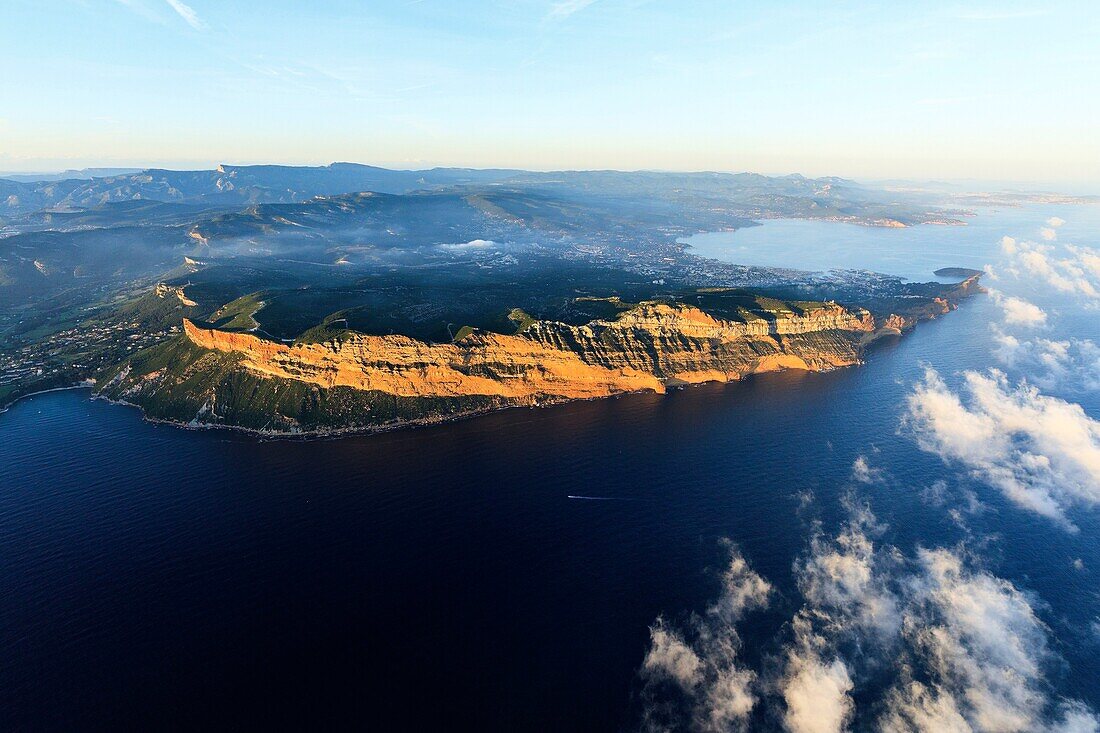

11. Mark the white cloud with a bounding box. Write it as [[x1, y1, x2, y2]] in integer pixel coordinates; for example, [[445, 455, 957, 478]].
[[780, 624, 854, 733], [851, 455, 883, 484], [710, 549, 773, 624], [1068, 245, 1100, 280], [1042, 227, 1059, 241], [113, 0, 166, 24], [904, 368, 1100, 529], [643, 621, 703, 688], [778, 506, 895, 732], [796, 505, 901, 641], [1049, 702, 1100, 733], [878, 548, 1100, 733], [786, 507, 1099, 732], [879, 679, 970, 732], [639, 502, 1098, 731], [165, 0, 203, 29], [990, 290, 1047, 327], [901, 548, 1050, 731], [1000, 238, 1100, 302], [546, 0, 599, 19], [992, 329, 1100, 393], [639, 546, 771, 732], [1047, 217, 1067, 229], [439, 238, 496, 251]]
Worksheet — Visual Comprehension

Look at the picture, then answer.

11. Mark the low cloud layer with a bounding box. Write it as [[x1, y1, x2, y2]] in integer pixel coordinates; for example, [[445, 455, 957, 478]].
[[779, 618, 854, 733], [639, 547, 772, 732], [639, 500, 1098, 732], [904, 368, 1100, 529], [997, 235, 1100, 302], [785, 502, 1097, 733], [165, 0, 204, 29], [990, 290, 1048, 327], [879, 545, 1094, 733], [993, 329, 1100, 393], [439, 238, 497, 251], [778, 504, 893, 733]]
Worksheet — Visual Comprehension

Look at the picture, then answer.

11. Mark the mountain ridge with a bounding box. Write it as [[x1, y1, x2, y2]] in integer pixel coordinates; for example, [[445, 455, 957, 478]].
[[94, 282, 979, 435]]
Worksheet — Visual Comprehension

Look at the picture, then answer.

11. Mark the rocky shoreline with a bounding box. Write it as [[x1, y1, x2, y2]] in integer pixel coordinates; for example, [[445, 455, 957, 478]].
[[91, 276, 982, 436]]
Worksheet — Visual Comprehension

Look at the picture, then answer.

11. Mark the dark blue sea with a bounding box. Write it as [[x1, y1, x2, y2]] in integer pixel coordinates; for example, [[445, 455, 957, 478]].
[[2, 205, 1098, 730]]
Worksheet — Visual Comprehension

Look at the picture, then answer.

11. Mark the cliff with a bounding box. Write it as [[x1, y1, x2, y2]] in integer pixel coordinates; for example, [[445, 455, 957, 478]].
[[176, 301, 873, 402], [97, 298, 890, 433]]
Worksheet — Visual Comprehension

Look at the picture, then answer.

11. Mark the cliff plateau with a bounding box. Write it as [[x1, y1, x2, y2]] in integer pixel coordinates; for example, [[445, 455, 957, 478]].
[[97, 299, 898, 433]]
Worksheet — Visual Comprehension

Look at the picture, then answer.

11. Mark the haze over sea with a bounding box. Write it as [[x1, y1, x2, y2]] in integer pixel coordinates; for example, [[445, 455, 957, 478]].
[[2, 205, 1098, 729]]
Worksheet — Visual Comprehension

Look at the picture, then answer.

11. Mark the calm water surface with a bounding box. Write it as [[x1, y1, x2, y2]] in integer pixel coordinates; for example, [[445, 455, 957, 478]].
[[2, 206, 1098, 729], [682, 204, 1100, 281]]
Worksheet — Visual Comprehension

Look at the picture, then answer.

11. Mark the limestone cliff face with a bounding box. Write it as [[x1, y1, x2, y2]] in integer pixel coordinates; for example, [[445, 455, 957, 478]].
[[97, 276, 982, 433], [182, 319, 663, 400], [878, 274, 984, 333], [179, 301, 873, 404], [521, 302, 871, 382]]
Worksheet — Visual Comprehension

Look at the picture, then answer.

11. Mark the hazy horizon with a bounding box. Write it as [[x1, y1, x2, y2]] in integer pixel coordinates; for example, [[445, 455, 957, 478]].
[[2, 160, 1097, 196], [4, 5, 1100, 728], [3, 0, 1099, 187]]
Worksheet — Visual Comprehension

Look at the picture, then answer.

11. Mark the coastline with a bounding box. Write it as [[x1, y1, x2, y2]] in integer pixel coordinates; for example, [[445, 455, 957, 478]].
[[93, 385, 666, 441], [17, 333, 914, 440], [0, 382, 95, 416], [6, 274, 983, 439], [87, 347, 877, 440]]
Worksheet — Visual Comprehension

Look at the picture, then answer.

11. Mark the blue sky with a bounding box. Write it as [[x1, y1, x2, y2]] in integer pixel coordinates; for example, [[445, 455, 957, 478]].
[[2, 0, 1098, 185]]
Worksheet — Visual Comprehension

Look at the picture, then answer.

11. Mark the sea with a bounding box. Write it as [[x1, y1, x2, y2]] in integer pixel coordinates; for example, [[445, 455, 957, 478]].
[[2, 204, 1098, 730]]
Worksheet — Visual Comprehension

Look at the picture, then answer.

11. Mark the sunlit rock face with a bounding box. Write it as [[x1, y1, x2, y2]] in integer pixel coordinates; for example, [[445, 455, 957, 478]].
[[179, 301, 873, 402], [521, 302, 873, 382], [182, 318, 665, 400], [98, 298, 928, 433]]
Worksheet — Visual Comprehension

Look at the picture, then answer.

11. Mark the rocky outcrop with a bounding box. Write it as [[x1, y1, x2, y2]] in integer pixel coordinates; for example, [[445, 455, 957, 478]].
[[879, 313, 909, 334], [97, 291, 971, 434], [866, 274, 985, 335], [182, 319, 664, 400], [155, 282, 198, 307], [179, 301, 873, 404]]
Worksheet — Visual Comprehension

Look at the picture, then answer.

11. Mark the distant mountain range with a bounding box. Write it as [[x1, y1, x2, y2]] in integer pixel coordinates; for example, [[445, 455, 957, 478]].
[[0, 163, 969, 321], [0, 163, 522, 214], [0, 161, 984, 420], [1, 162, 913, 217], [0, 168, 144, 183]]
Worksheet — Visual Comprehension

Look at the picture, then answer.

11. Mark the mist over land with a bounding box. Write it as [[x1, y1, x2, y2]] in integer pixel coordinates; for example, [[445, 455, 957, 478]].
[[4, 0, 1100, 729], [2, 161, 985, 425]]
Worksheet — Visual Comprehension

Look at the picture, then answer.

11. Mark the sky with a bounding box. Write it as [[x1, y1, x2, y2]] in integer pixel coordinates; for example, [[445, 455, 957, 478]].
[[2, 0, 1099, 186]]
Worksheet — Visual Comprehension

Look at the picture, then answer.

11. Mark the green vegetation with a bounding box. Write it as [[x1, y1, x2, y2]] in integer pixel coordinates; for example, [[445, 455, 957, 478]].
[[568, 296, 638, 322], [97, 333, 509, 433], [203, 292, 266, 331], [0, 164, 979, 420], [87, 285, 202, 331], [683, 288, 827, 323], [293, 311, 359, 345], [507, 308, 537, 332]]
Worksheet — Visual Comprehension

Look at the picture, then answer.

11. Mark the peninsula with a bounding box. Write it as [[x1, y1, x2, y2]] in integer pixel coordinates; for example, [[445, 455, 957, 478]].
[[95, 276, 981, 434]]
